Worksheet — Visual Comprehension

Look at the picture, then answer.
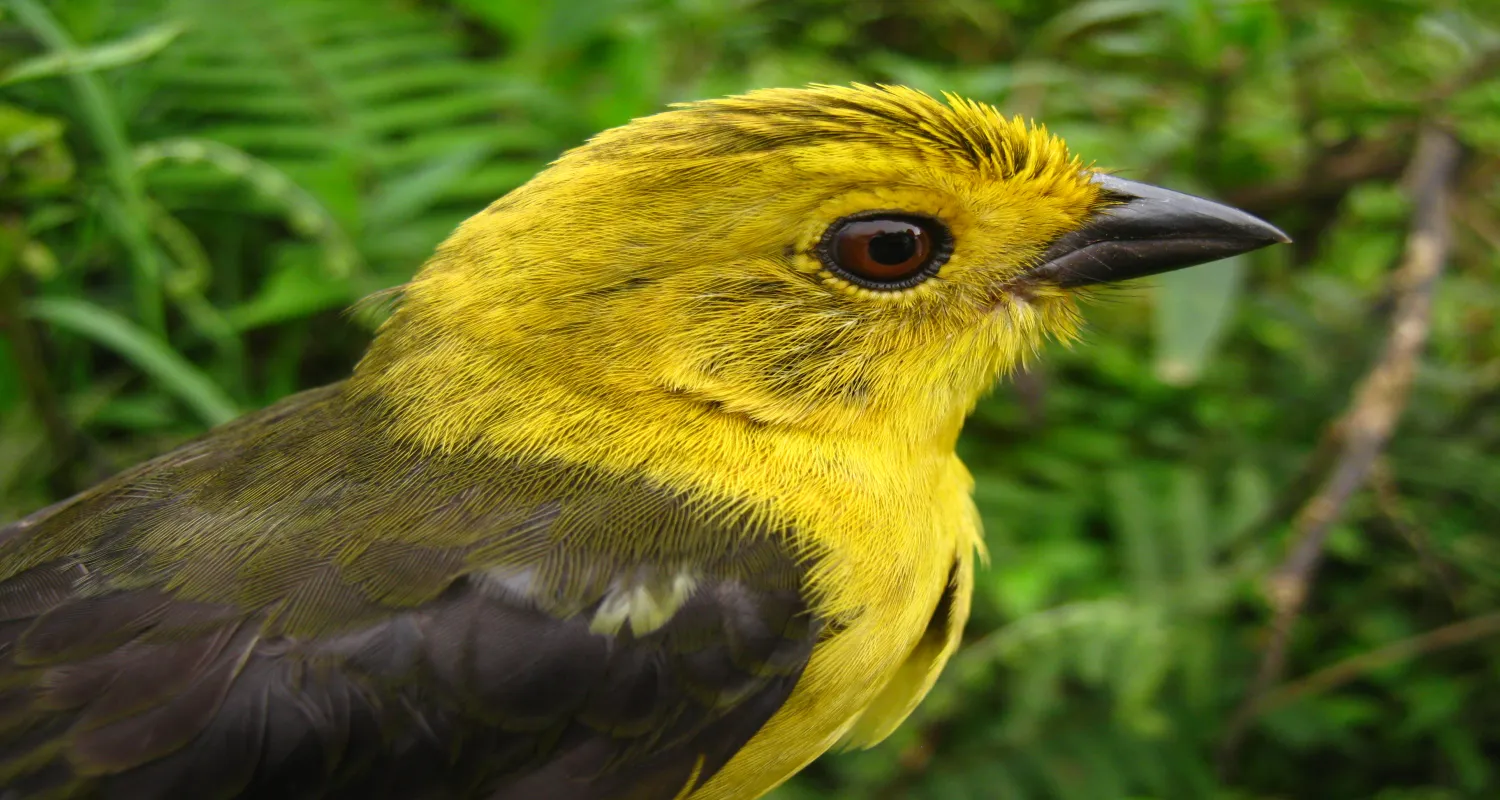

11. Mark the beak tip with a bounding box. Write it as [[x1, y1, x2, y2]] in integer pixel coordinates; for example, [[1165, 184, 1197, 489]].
[[1221, 203, 1290, 251]]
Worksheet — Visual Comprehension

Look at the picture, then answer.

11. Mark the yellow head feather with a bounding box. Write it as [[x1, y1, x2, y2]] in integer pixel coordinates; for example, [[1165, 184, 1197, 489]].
[[352, 84, 1102, 451]]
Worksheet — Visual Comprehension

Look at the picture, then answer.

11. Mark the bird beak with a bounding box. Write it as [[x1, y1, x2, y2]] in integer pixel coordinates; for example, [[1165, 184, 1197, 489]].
[[1028, 173, 1291, 288]]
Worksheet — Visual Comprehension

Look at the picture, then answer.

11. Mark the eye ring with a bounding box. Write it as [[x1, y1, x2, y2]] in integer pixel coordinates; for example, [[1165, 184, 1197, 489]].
[[815, 211, 953, 290]]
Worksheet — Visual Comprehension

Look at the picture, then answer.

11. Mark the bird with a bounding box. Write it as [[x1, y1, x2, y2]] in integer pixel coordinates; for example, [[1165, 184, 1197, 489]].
[[0, 84, 1288, 799]]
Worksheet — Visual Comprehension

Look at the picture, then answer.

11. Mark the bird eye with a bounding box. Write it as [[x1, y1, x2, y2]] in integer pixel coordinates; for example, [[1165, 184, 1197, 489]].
[[817, 213, 952, 290]]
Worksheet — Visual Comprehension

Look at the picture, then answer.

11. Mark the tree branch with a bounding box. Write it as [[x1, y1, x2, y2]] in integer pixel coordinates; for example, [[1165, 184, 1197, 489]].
[[1216, 127, 1463, 778], [1371, 460, 1463, 612], [1255, 611, 1500, 715], [1225, 133, 1413, 216]]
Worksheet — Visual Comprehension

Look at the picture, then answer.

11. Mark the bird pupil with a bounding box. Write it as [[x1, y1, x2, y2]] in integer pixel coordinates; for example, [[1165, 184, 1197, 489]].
[[868, 231, 917, 265]]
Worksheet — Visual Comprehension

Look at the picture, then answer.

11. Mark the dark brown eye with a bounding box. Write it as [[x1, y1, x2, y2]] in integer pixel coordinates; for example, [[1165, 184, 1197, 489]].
[[817, 213, 952, 290]]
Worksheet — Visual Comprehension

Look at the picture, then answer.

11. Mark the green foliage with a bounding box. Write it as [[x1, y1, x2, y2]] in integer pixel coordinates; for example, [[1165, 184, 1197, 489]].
[[2, 0, 1499, 797]]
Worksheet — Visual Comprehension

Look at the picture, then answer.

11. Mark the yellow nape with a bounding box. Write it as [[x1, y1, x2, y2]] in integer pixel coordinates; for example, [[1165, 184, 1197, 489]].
[[349, 84, 1105, 799]]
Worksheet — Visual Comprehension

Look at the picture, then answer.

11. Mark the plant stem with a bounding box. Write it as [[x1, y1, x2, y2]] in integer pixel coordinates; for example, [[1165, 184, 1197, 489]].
[[8, 0, 166, 335]]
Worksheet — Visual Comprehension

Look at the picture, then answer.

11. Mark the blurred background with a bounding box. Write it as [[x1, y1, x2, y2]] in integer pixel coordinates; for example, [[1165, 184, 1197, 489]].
[[1, 0, 1497, 797]]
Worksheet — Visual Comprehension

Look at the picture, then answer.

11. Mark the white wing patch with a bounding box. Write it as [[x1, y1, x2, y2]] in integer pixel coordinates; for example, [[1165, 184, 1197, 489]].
[[590, 570, 699, 636]]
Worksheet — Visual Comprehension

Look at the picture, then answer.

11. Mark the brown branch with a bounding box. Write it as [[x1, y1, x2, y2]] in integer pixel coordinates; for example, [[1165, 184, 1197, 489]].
[[1427, 48, 1500, 111], [1216, 127, 1463, 778], [1225, 133, 1413, 217], [1255, 611, 1500, 715]]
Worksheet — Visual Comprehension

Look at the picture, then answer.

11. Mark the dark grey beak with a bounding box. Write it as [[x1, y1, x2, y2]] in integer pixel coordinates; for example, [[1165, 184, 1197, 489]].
[[1029, 173, 1291, 288]]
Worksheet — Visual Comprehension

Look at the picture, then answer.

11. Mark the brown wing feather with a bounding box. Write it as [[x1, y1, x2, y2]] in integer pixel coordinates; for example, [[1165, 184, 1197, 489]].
[[0, 384, 820, 799]]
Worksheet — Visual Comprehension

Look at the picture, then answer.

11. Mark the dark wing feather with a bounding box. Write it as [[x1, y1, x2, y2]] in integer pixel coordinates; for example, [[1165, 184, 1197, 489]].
[[0, 385, 820, 799]]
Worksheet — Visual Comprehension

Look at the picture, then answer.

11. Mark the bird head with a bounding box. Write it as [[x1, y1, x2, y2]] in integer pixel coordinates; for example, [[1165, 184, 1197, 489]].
[[356, 85, 1286, 445]]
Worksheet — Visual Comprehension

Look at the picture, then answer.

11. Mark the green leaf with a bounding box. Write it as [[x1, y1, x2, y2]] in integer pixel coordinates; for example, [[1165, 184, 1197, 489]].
[[1152, 254, 1245, 385], [0, 20, 185, 86], [224, 250, 359, 333], [366, 142, 492, 228], [1222, 461, 1272, 546], [1105, 469, 1165, 597], [0, 103, 76, 193], [0, 103, 63, 157], [25, 297, 238, 425], [1036, 0, 1169, 52], [1172, 467, 1212, 585]]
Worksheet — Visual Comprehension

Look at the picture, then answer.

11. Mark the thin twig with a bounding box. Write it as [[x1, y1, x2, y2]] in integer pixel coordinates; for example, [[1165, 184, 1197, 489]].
[[1255, 611, 1500, 714], [1427, 48, 1500, 111], [1370, 460, 1463, 612], [1216, 127, 1463, 778], [1226, 133, 1413, 217]]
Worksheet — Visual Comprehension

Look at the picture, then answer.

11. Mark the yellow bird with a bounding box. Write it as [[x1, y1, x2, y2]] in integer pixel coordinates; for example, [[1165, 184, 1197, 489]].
[[0, 85, 1287, 799]]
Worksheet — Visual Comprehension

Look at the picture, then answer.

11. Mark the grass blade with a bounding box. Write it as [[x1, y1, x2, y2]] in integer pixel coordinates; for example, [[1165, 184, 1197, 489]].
[[25, 297, 238, 426], [0, 21, 185, 86]]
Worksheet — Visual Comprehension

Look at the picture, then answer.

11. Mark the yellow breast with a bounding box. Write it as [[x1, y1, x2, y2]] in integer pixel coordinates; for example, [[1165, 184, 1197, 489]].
[[687, 436, 979, 799]]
